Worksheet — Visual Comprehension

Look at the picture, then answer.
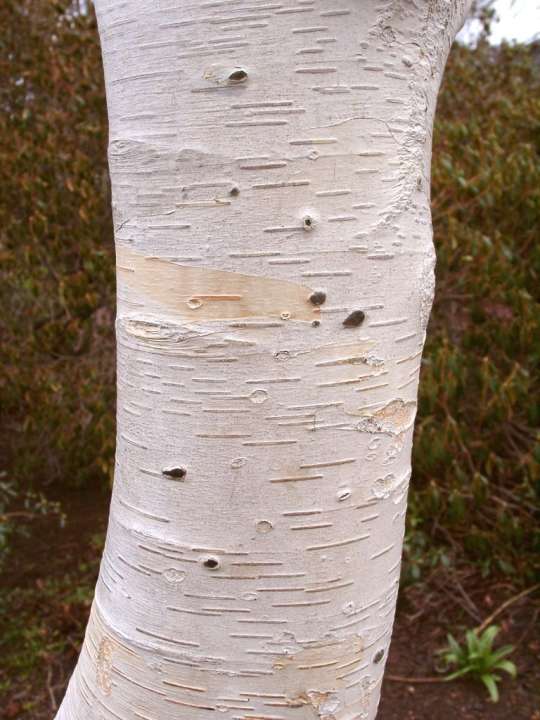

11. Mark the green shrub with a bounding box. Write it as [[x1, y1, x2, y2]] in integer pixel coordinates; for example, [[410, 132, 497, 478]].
[[439, 625, 517, 702]]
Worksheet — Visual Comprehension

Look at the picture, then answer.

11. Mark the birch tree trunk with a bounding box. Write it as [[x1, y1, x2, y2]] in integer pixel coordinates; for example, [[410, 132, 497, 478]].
[[56, 1, 471, 718]]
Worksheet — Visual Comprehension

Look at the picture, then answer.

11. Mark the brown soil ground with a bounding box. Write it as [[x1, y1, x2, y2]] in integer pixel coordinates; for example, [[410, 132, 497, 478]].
[[1, 490, 538, 720]]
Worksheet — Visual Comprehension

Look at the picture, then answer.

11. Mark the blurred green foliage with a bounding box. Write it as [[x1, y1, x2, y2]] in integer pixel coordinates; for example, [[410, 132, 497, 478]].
[[0, 3, 538, 582], [406, 39, 540, 583], [0, 530, 103, 711], [0, 1, 115, 518]]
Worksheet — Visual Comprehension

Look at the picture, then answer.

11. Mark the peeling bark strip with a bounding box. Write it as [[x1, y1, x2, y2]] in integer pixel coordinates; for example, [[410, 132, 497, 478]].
[[56, 2, 472, 719]]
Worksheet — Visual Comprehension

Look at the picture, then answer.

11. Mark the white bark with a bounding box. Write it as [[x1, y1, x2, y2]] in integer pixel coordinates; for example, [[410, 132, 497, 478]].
[[56, 2, 471, 718]]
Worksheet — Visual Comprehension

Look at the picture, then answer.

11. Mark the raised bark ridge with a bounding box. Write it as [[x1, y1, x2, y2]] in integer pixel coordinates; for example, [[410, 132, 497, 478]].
[[56, 1, 471, 719]]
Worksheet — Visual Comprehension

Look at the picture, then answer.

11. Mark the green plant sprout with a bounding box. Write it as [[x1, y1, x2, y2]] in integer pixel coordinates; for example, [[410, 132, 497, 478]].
[[439, 625, 517, 702]]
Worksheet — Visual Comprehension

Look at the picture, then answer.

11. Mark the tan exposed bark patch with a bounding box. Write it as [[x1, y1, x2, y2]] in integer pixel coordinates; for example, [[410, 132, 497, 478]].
[[117, 245, 318, 322], [273, 636, 362, 672], [286, 690, 340, 718], [272, 636, 363, 714], [96, 637, 113, 695], [90, 603, 139, 698], [353, 399, 417, 434]]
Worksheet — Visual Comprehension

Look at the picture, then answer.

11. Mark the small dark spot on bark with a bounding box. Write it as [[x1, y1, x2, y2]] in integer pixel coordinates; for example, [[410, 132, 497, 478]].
[[343, 310, 365, 328], [373, 649, 385, 664], [274, 350, 291, 361], [203, 556, 220, 570], [303, 215, 314, 231], [312, 320, 321, 328], [162, 466, 186, 479], [230, 185, 240, 196], [309, 291, 326, 306], [228, 68, 248, 83]]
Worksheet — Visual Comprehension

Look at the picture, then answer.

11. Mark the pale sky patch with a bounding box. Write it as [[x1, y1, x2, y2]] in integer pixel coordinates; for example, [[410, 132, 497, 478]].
[[460, 0, 540, 44]]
